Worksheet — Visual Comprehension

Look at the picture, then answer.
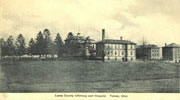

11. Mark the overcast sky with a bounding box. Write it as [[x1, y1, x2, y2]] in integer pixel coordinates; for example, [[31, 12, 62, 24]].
[[0, 0, 180, 46]]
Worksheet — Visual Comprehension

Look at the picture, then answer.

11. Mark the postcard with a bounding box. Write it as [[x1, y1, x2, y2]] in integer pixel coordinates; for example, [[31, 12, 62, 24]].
[[0, 0, 179, 100]]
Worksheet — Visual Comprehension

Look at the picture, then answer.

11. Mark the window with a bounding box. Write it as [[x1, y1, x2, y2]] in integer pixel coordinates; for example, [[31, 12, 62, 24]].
[[112, 44, 114, 49], [102, 51, 104, 55], [115, 51, 117, 55], [131, 45, 133, 49], [131, 51, 133, 55], [107, 51, 110, 56], [119, 45, 121, 49], [122, 58, 124, 61], [122, 45, 124, 49], [122, 51, 124, 55]]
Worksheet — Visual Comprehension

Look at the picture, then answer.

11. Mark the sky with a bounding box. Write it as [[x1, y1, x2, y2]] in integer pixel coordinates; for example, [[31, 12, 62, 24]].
[[0, 0, 180, 46]]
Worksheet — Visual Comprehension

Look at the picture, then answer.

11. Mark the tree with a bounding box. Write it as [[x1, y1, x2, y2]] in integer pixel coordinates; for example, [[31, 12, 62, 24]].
[[65, 32, 71, 55], [15, 34, 26, 57], [142, 36, 148, 46], [67, 32, 74, 39], [6, 36, 15, 58], [36, 31, 44, 58], [0, 38, 7, 57], [0, 38, 5, 46], [140, 36, 148, 61], [48, 42, 56, 58], [43, 28, 53, 58], [28, 38, 36, 58], [54, 33, 64, 57], [84, 37, 96, 58]]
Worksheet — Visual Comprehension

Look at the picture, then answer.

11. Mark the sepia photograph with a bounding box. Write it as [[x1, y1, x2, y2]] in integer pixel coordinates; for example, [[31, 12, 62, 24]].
[[0, 0, 180, 93]]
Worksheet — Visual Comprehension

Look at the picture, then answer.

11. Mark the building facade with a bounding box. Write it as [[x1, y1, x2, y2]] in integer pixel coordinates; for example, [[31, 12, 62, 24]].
[[162, 43, 180, 63], [136, 44, 162, 60], [96, 29, 136, 61]]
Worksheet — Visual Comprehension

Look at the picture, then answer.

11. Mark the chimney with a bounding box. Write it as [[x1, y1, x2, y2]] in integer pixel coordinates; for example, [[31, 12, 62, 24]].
[[165, 43, 167, 46], [102, 29, 105, 41], [120, 36, 123, 40], [77, 33, 80, 36]]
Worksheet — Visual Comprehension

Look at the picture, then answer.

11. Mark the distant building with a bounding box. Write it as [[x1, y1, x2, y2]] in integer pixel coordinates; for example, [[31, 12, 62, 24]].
[[162, 43, 180, 63], [96, 29, 136, 61], [64, 33, 96, 57], [136, 44, 162, 60], [0, 46, 1, 60], [0, 41, 2, 60]]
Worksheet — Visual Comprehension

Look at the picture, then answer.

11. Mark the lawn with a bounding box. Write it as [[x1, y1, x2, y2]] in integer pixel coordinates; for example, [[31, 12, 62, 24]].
[[0, 60, 179, 92]]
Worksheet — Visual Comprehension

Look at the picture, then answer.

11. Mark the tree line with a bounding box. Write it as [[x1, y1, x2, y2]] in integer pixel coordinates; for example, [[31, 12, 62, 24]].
[[0, 29, 64, 59]]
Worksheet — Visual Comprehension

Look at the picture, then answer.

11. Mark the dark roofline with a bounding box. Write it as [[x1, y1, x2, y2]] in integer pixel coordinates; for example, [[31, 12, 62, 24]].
[[162, 43, 180, 48], [141, 47, 160, 49], [96, 39, 136, 45], [162, 46, 180, 48], [137, 44, 160, 49]]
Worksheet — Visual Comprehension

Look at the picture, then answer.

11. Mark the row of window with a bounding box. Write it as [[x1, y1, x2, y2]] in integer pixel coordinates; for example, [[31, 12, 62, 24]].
[[175, 60, 180, 63], [97, 50, 134, 56], [174, 54, 180, 58], [174, 52, 180, 54], [174, 57, 180, 59], [152, 54, 159, 56], [152, 49, 159, 52], [97, 44, 135, 50], [107, 57, 134, 61], [174, 48, 180, 51]]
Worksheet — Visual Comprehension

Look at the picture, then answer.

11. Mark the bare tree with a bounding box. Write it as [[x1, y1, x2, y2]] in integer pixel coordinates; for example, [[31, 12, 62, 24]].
[[140, 36, 148, 61]]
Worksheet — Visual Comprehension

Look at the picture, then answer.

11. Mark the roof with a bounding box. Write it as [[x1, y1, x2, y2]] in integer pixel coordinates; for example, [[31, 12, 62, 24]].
[[137, 44, 160, 49], [65, 35, 95, 44], [96, 39, 136, 45], [163, 43, 180, 48]]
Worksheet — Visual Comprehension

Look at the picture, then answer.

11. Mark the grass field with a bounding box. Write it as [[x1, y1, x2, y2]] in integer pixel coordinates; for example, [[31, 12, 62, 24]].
[[0, 60, 179, 92]]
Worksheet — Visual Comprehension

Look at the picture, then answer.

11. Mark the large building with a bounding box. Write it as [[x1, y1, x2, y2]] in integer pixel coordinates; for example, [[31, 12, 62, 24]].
[[136, 44, 162, 60], [96, 29, 136, 61], [64, 32, 96, 57], [0, 46, 1, 60], [162, 43, 180, 63]]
